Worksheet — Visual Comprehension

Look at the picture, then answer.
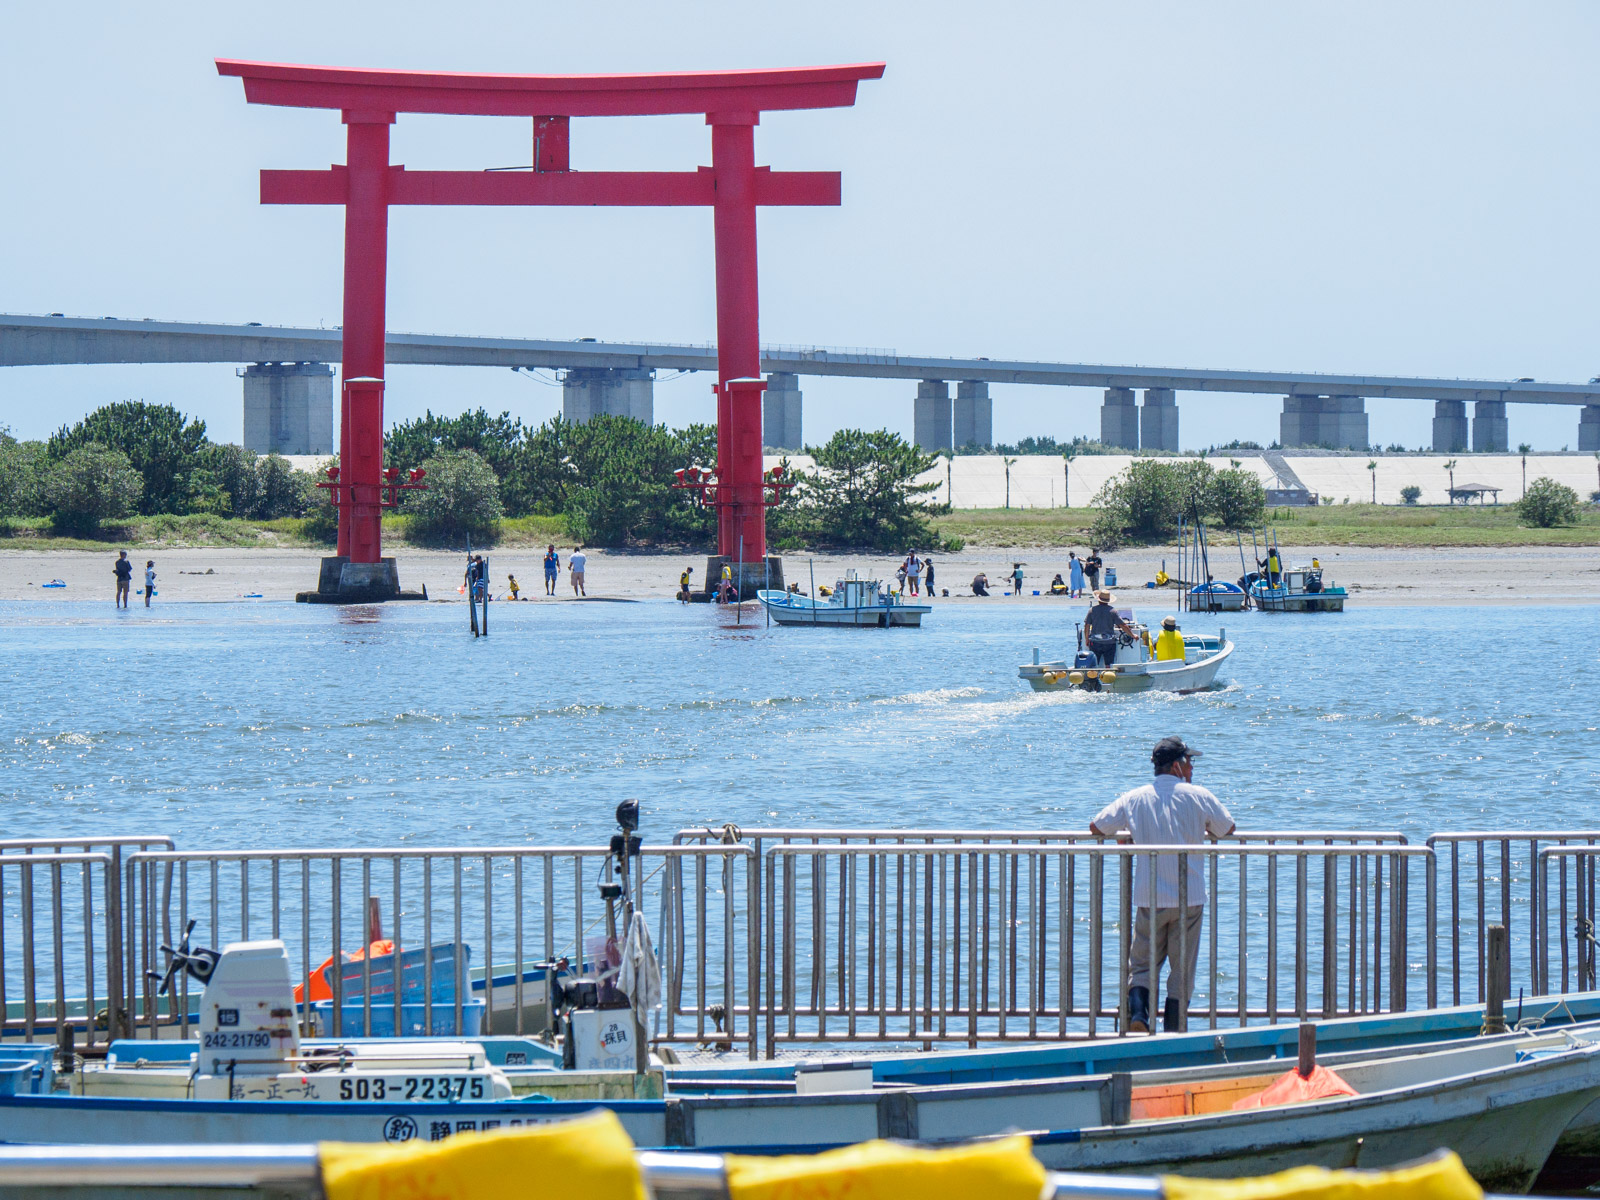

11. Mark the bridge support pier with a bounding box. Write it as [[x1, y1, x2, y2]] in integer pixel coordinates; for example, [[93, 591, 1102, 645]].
[[242, 362, 334, 455], [562, 367, 654, 424], [1432, 401, 1468, 453], [762, 372, 803, 451], [914, 380, 952, 452], [1472, 400, 1508, 453], [953, 380, 992, 450], [1280, 395, 1368, 450], [1140, 388, 1179, 452], [1582, 405, 1600, 452], [1101, 387, 1139, 450]]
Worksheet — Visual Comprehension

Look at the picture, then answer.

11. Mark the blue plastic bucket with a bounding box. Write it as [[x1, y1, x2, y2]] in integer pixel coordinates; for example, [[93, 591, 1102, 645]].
[[1105, 567, 1118, 586], [0, 1061, 35, 1097]]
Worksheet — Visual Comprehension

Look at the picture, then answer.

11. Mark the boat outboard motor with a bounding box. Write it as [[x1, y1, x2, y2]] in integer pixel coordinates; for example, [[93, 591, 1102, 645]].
[[147, 919, 221, 997], [558, 800, 645, 1071]]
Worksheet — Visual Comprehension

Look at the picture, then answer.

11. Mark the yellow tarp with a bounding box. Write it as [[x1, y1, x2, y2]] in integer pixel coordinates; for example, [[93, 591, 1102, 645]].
[[320, 1109, 645, 1200], [1163, 1151, 1482, 1200], [725, 1134, 1047, 1200]]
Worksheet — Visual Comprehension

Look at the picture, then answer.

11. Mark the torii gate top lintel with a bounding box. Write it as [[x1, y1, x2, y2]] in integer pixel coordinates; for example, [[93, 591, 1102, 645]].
[[215, 59, 885, 116], [219, 57, 881, 575]]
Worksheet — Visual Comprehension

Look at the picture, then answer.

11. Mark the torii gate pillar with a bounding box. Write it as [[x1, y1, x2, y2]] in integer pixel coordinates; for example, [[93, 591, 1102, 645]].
[[218, 58, 883, 601]]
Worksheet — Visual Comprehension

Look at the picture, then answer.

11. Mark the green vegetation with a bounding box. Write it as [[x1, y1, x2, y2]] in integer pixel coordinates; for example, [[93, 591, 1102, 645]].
[[791, 428, 955, 551], [1088, 459, 1265, 549], [1400, 485, 1422, 505], [3, 406, 327, 538], [43, 444, 143, 535], [49, 402, 210, 515], [1517, 477, 1581, 529], [401, 449, 504, 544], [933, 501, 1600, 548]]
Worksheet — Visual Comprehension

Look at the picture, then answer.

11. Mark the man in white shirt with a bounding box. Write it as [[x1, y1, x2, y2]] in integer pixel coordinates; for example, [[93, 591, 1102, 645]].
[[570, 547, 587, 597], [1090, 736, 1234, 1034]]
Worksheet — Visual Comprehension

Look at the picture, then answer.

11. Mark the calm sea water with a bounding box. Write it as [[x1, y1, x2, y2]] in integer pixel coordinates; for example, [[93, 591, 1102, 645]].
[[1, 598, 1596, 849]]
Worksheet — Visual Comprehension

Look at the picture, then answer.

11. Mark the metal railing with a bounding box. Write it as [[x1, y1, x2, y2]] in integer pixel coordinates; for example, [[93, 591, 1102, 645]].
[[761, 841, 1427, 1050], [13, 828, 1600, 1057], [1535, 846, 1600, 995], [122, 843, 757, 1056], [0, 852, 119, 1045], [1426, 832, 1600, 1007]]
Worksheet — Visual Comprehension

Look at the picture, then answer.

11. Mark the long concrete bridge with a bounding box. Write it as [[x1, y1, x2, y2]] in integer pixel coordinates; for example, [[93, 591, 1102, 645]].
[[4, 312, 1598, 455]]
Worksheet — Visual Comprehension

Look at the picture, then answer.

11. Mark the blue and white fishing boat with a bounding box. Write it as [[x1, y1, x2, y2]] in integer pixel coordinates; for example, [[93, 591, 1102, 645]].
[[757, 574, 930, 628], [7, 965, 1600, 1191], [1246, 563, 1347, 612]]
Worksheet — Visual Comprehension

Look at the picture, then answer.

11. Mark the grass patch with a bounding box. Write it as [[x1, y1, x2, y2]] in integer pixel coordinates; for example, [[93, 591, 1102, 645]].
[[0, 514, 321, 550], [932, 504, 1600, 548]]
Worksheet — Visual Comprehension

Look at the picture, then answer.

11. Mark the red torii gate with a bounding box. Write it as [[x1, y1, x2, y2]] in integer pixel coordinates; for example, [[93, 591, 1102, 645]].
[[217, 58, 883, 598]]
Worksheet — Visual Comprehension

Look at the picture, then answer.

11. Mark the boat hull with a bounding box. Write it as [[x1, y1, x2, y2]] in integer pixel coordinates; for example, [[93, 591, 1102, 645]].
[[7, 1046, 1596, 1192], [1036, 1046, 1600, 1193], [1019, 642, 1232, 694], [1251, 589, 1347, 612], [759, 594, 930, 627]]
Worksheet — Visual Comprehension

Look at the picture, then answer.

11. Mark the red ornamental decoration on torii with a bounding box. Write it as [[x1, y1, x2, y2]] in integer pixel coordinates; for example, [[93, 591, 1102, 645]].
[[217, 58, 884, 573]]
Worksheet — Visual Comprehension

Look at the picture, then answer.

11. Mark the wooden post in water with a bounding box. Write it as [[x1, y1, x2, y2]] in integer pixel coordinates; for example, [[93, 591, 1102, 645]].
[[1484, 924, 1510, 1034], [1297, 1021, 1316, 1078]]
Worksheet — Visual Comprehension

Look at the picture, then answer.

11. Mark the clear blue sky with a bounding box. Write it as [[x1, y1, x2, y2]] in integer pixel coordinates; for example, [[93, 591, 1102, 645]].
[[3, 1, 1598, 451]]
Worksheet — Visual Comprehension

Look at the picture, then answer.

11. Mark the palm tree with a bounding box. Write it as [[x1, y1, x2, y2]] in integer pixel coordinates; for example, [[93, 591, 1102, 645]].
[[1003, 455, 1018, 509], [1518, 443, 1532, 498], [1444, 458, 1458, 503], [1062, 447, 1077, 509], [1366, 459, 1377, 504]]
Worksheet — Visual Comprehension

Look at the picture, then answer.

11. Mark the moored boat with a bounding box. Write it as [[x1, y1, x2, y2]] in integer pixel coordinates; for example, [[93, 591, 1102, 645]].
[[1246, 564, 1347, 612], [1186, 580, 1246, 612], [757, 574, 930, 628]]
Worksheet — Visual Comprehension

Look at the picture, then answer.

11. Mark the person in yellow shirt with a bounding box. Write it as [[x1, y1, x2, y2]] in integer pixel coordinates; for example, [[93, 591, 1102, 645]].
[[506, 574, 521, 601], [1152, 615, 1188, 661]]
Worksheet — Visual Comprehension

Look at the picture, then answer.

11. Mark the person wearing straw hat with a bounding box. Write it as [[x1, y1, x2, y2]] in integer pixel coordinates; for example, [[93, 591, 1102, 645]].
[[1090, 737, 1234, 1034], [1152, 615, 1187, 661], [1083, 589, 1130, 667]]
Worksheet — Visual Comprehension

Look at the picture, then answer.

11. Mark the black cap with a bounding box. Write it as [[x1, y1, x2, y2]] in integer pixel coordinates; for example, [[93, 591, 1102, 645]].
[[1152, 736, 1202, 771]]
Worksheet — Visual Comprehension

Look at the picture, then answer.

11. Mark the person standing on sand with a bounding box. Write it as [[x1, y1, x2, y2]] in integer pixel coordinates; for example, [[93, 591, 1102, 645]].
[[1090, 736, 1234, 1034], [924, 557, 935, 597], [1069, 552, 1085, 598], [1085, 548, 1103, 595], [542, 545, 560, 596], [1011, 562, 1025, 596], [678, 567, 694, 603], [113, 551, 132, 608], [507, 574, 521, 601], [570, 547, 587, 597], [143, 560, 156, 608]]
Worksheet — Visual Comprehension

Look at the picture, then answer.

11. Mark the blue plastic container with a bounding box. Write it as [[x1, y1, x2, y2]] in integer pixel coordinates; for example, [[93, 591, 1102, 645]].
[[1105, 567, 1118, 586], [3, 1045, 54, 1094], [321, 942, 467, 1005], [313, 998, 486, 1038], [0, 1061, 36, 1096]]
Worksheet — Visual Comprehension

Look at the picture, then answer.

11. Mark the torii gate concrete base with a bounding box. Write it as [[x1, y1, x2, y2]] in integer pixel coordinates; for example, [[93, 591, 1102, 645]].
[[297, 556, 426, 604]]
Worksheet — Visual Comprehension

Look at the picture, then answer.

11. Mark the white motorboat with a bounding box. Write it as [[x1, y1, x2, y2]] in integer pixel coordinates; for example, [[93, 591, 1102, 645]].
[[1019, 620, 1232, 694], [757, 574, 930, 628]]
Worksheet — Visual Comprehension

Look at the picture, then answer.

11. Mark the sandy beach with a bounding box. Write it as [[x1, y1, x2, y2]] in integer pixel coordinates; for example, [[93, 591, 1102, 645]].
[[3, 543, 1597, 607]]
